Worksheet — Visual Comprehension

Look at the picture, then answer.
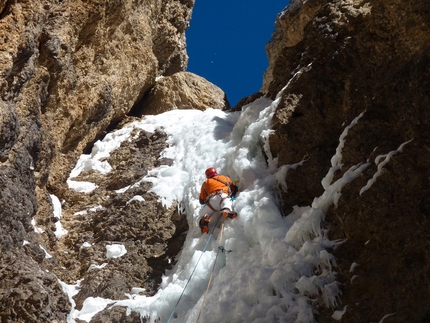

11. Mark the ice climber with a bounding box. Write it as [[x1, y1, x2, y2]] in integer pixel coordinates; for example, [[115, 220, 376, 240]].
[[198, 167, 238, 234]]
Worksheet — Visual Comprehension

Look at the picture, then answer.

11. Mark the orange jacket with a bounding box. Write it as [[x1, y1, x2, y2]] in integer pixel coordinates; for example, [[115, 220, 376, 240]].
[[199, 175, 234, 204]]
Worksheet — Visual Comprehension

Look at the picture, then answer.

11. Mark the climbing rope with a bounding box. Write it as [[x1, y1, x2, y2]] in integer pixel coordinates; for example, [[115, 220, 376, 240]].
[[196, 218, 226, 323], [167, 213, 222, 323]]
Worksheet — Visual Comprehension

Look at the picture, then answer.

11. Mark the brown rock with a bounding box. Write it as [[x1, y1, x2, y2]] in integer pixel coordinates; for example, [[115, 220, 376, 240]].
[[137, 71, 230, 115], [0, 0, 195, 190], [55, 127, 188, 313], [231, 92, 264, 111], [263, 0, 430, 322], [90, 306, 145, 323], [0, 0, 193, 321], [262, 0, 323, 93]]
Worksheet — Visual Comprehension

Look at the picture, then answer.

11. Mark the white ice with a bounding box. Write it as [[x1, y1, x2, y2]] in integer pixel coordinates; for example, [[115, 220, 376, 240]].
[[59, 279, 83, 323], [50, 194, 68, 238], [62, 90, 407, 322], [127, 195, 145, 204], [359, 139, 413, 195], [31, 217, 45, 233], [40, 245, 53, 258], [87, 263, 108, 272], [106, 244, 127, 259]]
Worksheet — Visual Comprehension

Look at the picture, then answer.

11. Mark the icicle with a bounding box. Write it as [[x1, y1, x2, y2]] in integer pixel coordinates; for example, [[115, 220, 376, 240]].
[[275, 157, 308, 192], [360, 139, 413, 195], [319, 250, 337, 272], [314, 163, 370, 213], [349, 262, 359, 272], [322, 110, 366, 189], [296, 275, 321, 297], [350, 275, 358, 283], [321, 165, 342, 192], [285, 207, 325, 248], [322, 281, 342, 308], [331, 305, 348, 321], [294, 297, 316, 323], [378, 312, 397, 322], [330, 111, 366, 168]]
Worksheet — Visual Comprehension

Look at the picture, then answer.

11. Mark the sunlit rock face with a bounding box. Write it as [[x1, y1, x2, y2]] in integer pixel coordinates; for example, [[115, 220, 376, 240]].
[[0, 0, 193, 321], [137, 71, 230, 115], [1, 0, 194, 187], [263, 0, 430, 321]]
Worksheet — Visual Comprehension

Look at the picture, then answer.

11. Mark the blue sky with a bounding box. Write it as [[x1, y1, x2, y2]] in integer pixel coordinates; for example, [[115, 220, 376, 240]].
[[186, 0, 289, 107]]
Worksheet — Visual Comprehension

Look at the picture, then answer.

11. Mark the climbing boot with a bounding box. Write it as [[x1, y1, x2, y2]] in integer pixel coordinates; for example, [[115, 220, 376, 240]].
[[222, 210, 237, 219], [199, 215, 210, 234], [221, 210, 230, 219], [227, 212, 237, 219]]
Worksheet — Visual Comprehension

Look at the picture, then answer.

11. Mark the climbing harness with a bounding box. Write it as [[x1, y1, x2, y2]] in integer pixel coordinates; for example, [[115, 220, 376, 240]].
[[212, 176, 232, 196], [202, 176, 233, 199], [205, 193, 228, 213], [205, 198, 218, 213]]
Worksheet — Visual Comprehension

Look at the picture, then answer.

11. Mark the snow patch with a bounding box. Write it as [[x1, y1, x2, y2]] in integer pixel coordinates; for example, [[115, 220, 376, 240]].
[[50, 194, 68, 238], [67, 180, 98, 193], [127, 195, 145, 204], [106, 244, 127, 259], [74, 297, 115, 322], [40, 245, 52, 258], [87, 263, 108, 272], [31, 218, 45, 233], [59, 279, 83, 323]]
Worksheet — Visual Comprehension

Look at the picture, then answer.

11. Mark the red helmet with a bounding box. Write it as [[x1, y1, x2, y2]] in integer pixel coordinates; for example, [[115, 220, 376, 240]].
[[205, 167, 218, 178]]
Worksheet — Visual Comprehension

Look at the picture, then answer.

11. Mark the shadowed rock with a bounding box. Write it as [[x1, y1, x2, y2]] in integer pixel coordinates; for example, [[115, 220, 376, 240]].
[[263, 0, 430, 322]]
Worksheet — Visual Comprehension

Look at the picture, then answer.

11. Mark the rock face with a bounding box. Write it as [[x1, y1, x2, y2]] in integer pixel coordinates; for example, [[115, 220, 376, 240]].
[[263, 0, 430, 322], [59, 128, 189, 310], [136, 71, 230, 115], [0, 0, 194, 321], [2, 0, 430, 322]]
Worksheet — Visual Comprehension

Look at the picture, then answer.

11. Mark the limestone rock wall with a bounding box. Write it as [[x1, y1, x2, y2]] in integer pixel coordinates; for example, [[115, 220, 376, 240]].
[[138, 71, 230, 115], [263, 0, 430, 322], [0, 0, 194, 321], [1, 0, 194, 188]]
